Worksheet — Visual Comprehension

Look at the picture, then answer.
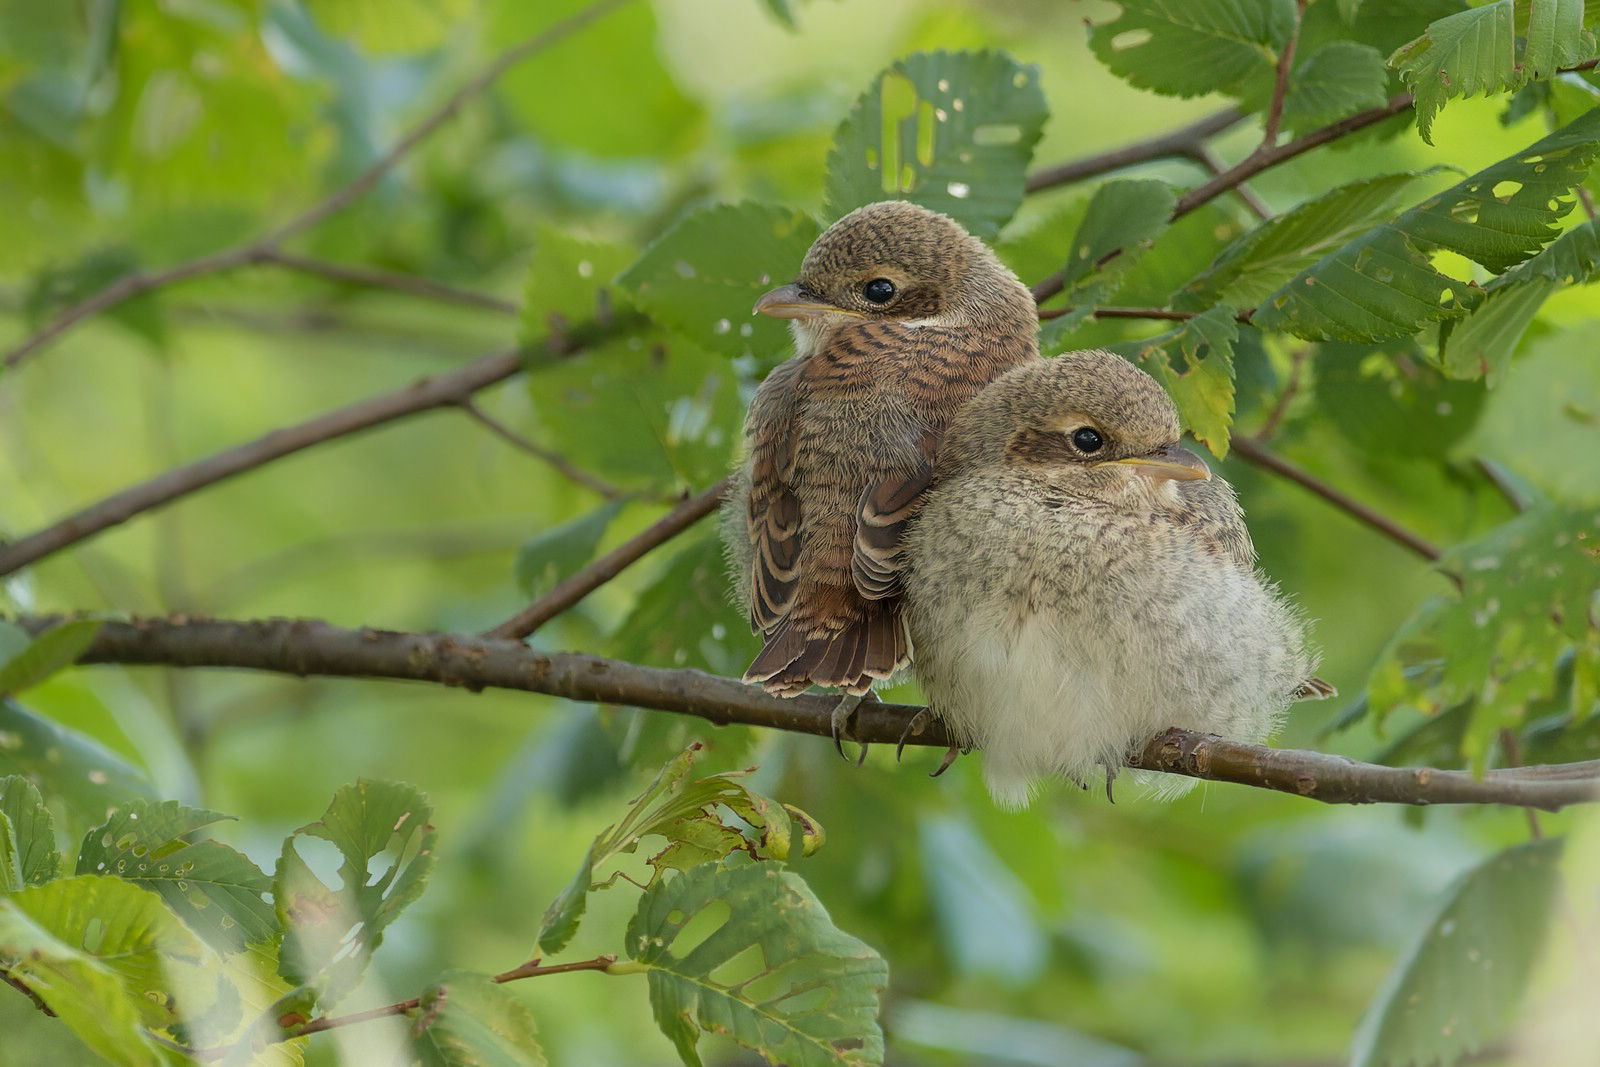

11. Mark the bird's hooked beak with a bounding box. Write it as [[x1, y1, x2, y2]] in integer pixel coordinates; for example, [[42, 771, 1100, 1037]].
[[752, 283, 861, 320], [1102, 445, 1211, 482]]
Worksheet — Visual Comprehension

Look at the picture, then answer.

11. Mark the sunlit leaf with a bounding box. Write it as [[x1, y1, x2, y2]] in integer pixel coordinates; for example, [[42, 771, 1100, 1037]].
[[1254, 109, 1600, 341], [1351, 838, 1565, 1067], [1489, 217, 1600, 288], [303, 0, 476, 54], [617, 203, 821, 364], [0, 698, 158, 826], [1112, 308, 1239, 456], [627, 861, 887, 1067], [824, 50, 1048, 238], [412, 970, 548, 1067], [1, 775, 59, 887], [76, 799, 277, 954], [0, 617, 101, 697], [1088, 0, 1295, 100], [275, 780, 435, 1006]]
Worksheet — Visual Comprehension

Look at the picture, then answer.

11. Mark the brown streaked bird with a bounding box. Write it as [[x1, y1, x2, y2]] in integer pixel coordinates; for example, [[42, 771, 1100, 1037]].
[[725, 200, 1040, 741], [903, 350, 1333, 809]]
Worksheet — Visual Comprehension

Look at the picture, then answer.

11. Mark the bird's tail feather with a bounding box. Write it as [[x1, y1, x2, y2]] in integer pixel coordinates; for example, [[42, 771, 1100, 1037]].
[[743, 600, 909, 697]]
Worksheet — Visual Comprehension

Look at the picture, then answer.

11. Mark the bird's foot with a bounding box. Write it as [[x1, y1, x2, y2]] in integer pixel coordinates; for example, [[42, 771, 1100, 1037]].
[[1104, 766, 1117, 805], [929, 745, 961, 778], [830, 691, 873, 767], [895, 707, 936, 761]]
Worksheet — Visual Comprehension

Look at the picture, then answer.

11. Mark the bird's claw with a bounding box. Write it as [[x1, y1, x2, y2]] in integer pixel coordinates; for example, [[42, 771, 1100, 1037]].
[[895, 707, 936, 762], [930, 745, 961, 778], [830, 692, 872, 767]]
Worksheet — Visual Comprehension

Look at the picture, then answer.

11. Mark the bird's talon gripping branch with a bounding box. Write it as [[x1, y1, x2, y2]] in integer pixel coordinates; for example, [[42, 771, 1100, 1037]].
[[895, 706, 935, 761], [930, 745, 962, 778], [830, 691, 871, 765]]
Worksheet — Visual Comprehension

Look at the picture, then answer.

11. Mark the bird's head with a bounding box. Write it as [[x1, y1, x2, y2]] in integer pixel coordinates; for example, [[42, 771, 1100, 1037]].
[[938, 349, 1211, 496], [752, 200, 1036, 352]]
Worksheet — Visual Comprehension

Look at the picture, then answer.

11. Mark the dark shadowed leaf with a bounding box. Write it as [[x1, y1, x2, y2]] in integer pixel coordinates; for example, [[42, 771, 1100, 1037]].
[[1312, 341, 1486, 457], [1041, 179, 1175, 332], [1281, 41, 1390, 134]]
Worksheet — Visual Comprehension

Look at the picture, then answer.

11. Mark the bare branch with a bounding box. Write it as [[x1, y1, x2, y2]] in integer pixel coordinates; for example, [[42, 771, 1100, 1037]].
[[458, 399, 630, 499], [2, 0, 633, 372], [20, 613, 1599, 812], [485, 476, 733, 640], [1025, 107, 1246, 192], [1260, 0, 1308, 148], [260, 251, 519, 315], [1229, 435, 1444, 564]]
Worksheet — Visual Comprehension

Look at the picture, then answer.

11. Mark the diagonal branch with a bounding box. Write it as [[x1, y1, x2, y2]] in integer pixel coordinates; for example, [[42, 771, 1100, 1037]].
[[1024, 107, 1246, 193], [457, 399, 631, 499], [1, 0, 634, 373], [485, 476, 733, 640], [260, 251, 519, 315], [21, 613, 1599, 812]]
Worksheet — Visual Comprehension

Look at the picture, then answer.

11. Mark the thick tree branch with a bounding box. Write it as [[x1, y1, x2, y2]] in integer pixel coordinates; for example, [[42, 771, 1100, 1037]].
[[1024, 107, 1246, 192], [20, 614, 1599, 812], [485, 476, 733, 640], [1, 0, 633, 372]]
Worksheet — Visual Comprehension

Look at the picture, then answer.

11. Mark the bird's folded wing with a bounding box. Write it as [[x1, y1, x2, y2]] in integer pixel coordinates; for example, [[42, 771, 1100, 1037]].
[[745, 361, 805, 633], [852, 427, 940, 600]]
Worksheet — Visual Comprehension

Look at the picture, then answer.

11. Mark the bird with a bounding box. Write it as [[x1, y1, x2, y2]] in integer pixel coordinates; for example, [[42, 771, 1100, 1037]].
[[902, 350, 1330, 809], [724, 200, 1041, 746]]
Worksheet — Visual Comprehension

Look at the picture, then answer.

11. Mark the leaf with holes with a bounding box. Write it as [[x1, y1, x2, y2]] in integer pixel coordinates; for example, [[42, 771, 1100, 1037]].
[[1088, 0, 1295, 100], [618, 203, 822, 365], [1176, 172, 1442, 311], [536, 745, 818, 955], [1, 776, 59, 888], [1351, 838, 1565, 1067], [1254, 108, 1600, 341], [275, 779, 435, 1006], [0, 617, 101, 697], [824, 50, 1047, 238], [1112, 308, 1239, 457], [1490, 217, 1600, 288], [0, 698, 158, 827], [76, 798, 277, 954], [412, 970, 549, 1067], [628, 861, 888, 1067], [519, 225, 639, 348], [1281, 41, 1390, 134], [1367, 505, 1600, 769]]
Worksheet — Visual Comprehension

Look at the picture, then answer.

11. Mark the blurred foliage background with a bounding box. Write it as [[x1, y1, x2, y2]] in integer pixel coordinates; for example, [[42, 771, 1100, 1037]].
[[2, 0, 1599, 1064]]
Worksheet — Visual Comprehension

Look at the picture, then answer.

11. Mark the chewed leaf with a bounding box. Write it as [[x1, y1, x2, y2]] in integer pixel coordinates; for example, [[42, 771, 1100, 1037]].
[[825, 50, 1047, 238], [1367, 505, 1600, 768], [1113, 308, 1239, 457], [1088, 0, 1293, 100], [628, 862, 888, 1067]]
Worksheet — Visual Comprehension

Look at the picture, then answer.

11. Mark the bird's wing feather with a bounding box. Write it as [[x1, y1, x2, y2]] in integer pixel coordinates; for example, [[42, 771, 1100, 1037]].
[[852, 426, 941, 600], [744, 360, 806, 633]]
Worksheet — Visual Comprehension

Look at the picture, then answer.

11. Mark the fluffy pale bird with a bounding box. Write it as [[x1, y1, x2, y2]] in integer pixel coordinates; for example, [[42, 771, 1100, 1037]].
[[904, 350, 1328, 808], [725, 201, 1039, 734]]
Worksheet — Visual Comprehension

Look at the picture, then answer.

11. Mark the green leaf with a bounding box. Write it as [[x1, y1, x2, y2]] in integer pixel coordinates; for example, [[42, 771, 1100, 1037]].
[[1523, 0, 1591, 78], [1054, 179, 1176, 310], [1489, 217, 1600, 288], [1, 775, 59, 887], [1351, 838, 1565, 1067], [76, 798, 277, 953], [536, 745, 814, 955], [275, 779, 435, 1006], [519, 225, 640, 346], [1088, 0, 1295, 99], [1368, 505, 1600, 767], [1254, 109, 1600, 341], [1113, 308, 1239, 456], [0, 617, 101, 697], [302, 0, 475, 54], [1177, 172, 1440, 310], [412, 970, 548, 1067], [611, 531, 759, 678], [617, 203, 822, 364], [1281, 41, 1390, 134], [1312, 342, 1486, 458], [1438, 275, 1557, 384], [0, 698, 158, 826], [513, 499, 626, 600], [628, 862, 888, 1067], [823, 50, 1048, 238]]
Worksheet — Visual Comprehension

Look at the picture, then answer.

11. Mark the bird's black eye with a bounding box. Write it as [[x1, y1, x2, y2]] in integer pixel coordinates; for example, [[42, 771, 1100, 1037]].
[[862, 278, 897, 304], [1071, 427, 1104, 454]]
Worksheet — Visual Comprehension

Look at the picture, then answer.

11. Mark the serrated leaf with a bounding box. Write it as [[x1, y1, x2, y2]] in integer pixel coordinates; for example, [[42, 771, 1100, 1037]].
[[1255, 109, 1600, 341], [1523, 0, 1591, 78], [1282, 41, 1391, 133], [0, 617, 101, 697], [1489, 217, 1600, 288], [1368, 505, 1600, 767], [1088, 0, 1295, 99], [1113, 308, 1239, 456], [628, 862, 887, 1067], [536, 745, 813, 955], [617, 203, 820, 364], [1312, 342, 1486, 458], [412, 970, 548, 1067], [1, 775, 59, 886], [513, 499, 626, 600], [824, 50, 1048, 238], [0, 698, 158, 826], [1351, 838, 1565, 1067], [1055, 179, 1176, 307], [275, 779, 435, 1007], [76, 799, 277, 953], [1178, 172, 1440, 310], [519, 225, 639, 347], [1439, 275, 1557, 384]]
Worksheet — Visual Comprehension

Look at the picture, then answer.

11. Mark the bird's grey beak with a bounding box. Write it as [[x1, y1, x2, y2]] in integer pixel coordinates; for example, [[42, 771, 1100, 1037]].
[[752, 283, 852, 319], [1104, 445, 1211, 482]]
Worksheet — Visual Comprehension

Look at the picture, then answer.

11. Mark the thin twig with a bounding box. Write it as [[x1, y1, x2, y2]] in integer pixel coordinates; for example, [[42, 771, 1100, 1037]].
[[1474, 456, 1534, 513], [1229, 435, 1443, 563], [485, 476, 733, 640], [261, 251, 519, 314], [1195, 145, 1273, 221], [1025, 107, 1246, 192], [19, 613, 1600, 812], [1254, 346, 1310, 441], [1260, 0, 1308, 148], [1, 0, 633, 372], [458, 399, 629, 499]]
